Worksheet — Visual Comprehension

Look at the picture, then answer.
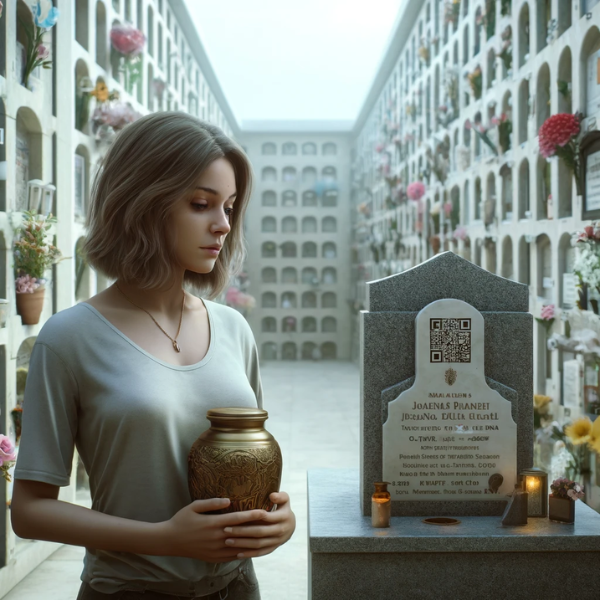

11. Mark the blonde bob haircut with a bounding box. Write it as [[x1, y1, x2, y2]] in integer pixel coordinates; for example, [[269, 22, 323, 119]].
[[84, 112, 252, 298]]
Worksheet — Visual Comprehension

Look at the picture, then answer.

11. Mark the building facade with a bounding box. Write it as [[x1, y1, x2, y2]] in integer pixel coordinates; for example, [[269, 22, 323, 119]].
[[349, 0, 600, 405], [240, 123, 353, 361], [0, 0, 238, 593]]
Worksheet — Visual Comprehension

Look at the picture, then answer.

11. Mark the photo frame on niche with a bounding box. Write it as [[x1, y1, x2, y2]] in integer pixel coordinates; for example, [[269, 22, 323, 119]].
[[582, 130, 600, 221]]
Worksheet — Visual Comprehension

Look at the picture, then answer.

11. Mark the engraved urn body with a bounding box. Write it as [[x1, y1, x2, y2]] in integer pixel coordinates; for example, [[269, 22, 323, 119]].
[[188, 408, 282, 514]]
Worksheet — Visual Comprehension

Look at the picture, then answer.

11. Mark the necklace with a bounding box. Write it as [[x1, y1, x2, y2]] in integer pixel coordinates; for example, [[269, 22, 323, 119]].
[[115, 283, 185, 353]]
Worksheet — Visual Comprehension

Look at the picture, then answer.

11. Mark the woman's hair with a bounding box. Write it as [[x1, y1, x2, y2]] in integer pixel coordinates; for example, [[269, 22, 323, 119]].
[[84, 112, 252, 298]]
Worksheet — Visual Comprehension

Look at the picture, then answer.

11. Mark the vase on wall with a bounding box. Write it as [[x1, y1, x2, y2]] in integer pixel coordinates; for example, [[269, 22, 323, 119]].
[[16, 287, 45, 325], [188, 408, 282, 514], [549, 496, 576, 524]]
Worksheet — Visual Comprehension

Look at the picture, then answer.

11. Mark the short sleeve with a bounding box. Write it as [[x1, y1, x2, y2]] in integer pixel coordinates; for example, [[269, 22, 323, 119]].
[[14, 342, 80, 486]]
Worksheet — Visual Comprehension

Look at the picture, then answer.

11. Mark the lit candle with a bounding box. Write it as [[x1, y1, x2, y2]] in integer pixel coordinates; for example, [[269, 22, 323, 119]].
[[371, 482, 391, 528], [521, 467, 548, 517]]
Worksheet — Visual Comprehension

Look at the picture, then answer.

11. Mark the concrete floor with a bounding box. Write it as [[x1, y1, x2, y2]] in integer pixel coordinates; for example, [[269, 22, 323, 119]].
[[2, 361, 360, 600]]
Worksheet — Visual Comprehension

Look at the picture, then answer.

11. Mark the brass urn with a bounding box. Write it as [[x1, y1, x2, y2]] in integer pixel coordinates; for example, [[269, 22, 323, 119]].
[[188, 408, 282, 514]]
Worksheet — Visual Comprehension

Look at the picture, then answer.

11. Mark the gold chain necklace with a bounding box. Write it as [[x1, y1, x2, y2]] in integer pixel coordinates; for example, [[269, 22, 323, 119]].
[[115, 283, 185, 353]]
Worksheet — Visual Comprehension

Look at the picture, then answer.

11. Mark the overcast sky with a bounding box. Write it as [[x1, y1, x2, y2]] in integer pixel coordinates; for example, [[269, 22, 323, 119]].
[[184, 0, 404, 124]]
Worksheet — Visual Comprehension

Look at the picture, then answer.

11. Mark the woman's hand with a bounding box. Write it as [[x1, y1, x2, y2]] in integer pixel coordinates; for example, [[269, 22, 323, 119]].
[[221, 491, 296, 559], [160, 498, 271, 563]]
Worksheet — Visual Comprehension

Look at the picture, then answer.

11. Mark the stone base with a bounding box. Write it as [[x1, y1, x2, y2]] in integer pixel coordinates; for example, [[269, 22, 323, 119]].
[[308, 469, 600, 600]]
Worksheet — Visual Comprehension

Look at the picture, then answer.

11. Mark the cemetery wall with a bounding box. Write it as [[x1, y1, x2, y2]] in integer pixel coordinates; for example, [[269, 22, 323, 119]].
[[349, 0, 600, 408], [0, 0, 238, 594]]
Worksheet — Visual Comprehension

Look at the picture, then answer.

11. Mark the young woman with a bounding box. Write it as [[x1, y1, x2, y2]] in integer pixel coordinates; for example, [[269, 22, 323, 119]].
[[11, 112, 296, 600]]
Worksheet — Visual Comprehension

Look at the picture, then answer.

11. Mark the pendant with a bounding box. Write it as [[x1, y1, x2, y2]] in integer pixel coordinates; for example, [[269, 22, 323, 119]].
[[173, 340, 181, 353]]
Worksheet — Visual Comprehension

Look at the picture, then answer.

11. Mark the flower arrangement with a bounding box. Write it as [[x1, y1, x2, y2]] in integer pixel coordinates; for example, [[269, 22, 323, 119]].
[[498, 26, 512, 72], [533, 394, 552, 429], [91, 101, 142, 142], [557, 79, 571, 100], [0, 435, 16, 483], [14, 211, 61, 287], [466, 118, 499, 156], [467, 66, 483, 100], [538, 113, 582, 195], [550, 416, 600, 481], [110, 24, 146, 95], [500, 0, 511, 16], [453, 225, 468, 241], [572, 223, 600, 303], [444, 0, 461, 26], [418, 39, 430, 65], [550, 478, 584, 501], [535, 304, 555, 332], [483, 0, 496, 39], [444, 68, 460, 116], [19, 0, 59, 88], [493, 113, 512, 153], [407, 181, 426, 201]]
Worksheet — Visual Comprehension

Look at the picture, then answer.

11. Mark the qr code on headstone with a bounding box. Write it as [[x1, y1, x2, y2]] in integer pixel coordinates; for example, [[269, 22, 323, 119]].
[[429, 318, 471, 363]]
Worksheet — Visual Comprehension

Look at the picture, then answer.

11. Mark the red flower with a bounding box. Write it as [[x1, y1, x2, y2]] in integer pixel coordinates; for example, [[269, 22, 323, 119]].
[[110, 24, 146, 57], [538, 113, 580, 158]]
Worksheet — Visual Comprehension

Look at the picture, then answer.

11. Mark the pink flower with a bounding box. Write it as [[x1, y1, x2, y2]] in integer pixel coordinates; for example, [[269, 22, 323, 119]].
[[15, 274, 39, 294], [584, 225, 594, 238], [540, 304, 555, 321], [538, 113, 580, 158], [407, 181, 426, 201], [491, 116, 500, 126], [37, 44, 49, 60], [443, 202, 453, 217], [0, 435, 16, 466], [225, 287, 240, 305], [110, 24, 146, 57], [453, 226, 468, 241]]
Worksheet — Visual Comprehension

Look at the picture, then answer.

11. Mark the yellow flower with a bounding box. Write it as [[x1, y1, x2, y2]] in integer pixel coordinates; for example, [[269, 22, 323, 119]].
[[589, 417, 600, 454], [565, 417, 592, 446], [91, 81, 110, 103], [533, 394, 552, 415]]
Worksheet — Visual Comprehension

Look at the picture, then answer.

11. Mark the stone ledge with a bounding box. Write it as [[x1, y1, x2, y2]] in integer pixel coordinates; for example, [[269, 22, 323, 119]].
[[309, 469, 600, 553]]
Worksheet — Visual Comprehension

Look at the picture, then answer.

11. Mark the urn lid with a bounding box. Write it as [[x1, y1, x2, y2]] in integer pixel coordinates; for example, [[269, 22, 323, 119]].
[[207, 407, 268, 421]]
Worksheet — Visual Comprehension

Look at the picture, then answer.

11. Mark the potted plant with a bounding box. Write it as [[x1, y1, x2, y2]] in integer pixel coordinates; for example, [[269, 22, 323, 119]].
[[13, 211, 62, 325], [549, 477, 584, 523]]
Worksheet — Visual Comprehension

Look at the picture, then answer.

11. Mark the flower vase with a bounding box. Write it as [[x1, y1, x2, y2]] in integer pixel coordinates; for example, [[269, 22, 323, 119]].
[[16, 287, 45, 325], [549, 496, 576, 524], [430, 236, 441, 254]]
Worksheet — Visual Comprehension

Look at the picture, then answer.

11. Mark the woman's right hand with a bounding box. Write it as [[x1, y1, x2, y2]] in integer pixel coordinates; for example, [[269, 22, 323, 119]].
[[159, 498, 269, 563]]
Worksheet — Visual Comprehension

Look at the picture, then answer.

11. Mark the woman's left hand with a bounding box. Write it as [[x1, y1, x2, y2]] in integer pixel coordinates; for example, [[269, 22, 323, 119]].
[[222, 491, 296, 558]]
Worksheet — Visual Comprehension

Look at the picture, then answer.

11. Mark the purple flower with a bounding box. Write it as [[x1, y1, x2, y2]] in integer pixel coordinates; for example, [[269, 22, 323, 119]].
[[37, 44, 49, 60]]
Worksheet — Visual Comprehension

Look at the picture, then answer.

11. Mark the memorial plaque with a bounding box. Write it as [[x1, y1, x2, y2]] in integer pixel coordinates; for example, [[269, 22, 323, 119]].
[[383, 298, 517, 501]]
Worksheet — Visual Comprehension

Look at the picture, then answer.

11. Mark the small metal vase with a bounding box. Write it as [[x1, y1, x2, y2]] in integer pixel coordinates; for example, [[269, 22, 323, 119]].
[[188, 408, 282, 514]]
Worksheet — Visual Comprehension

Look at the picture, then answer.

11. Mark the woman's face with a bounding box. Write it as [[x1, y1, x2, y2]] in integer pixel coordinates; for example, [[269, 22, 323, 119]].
[[171, 157, 237, 275]]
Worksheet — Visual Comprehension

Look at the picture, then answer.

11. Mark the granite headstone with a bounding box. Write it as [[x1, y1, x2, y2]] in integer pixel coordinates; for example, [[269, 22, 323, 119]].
[[360, 251, 532, 516]]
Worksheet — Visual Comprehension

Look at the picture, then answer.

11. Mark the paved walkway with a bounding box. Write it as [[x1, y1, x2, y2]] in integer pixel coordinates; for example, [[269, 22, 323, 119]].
[[3, 361, 360, 600]]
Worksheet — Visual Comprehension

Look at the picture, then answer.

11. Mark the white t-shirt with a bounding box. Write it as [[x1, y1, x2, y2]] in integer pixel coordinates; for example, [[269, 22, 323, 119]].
[[15, 299, 263, 595]]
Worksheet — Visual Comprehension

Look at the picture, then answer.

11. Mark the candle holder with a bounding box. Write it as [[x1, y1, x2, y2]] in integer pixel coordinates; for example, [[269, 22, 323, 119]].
[[371, 482, 391, 528], [40, 184, 56, 217], [27, 179, 44, 213], [521, 467, 548, 517]]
